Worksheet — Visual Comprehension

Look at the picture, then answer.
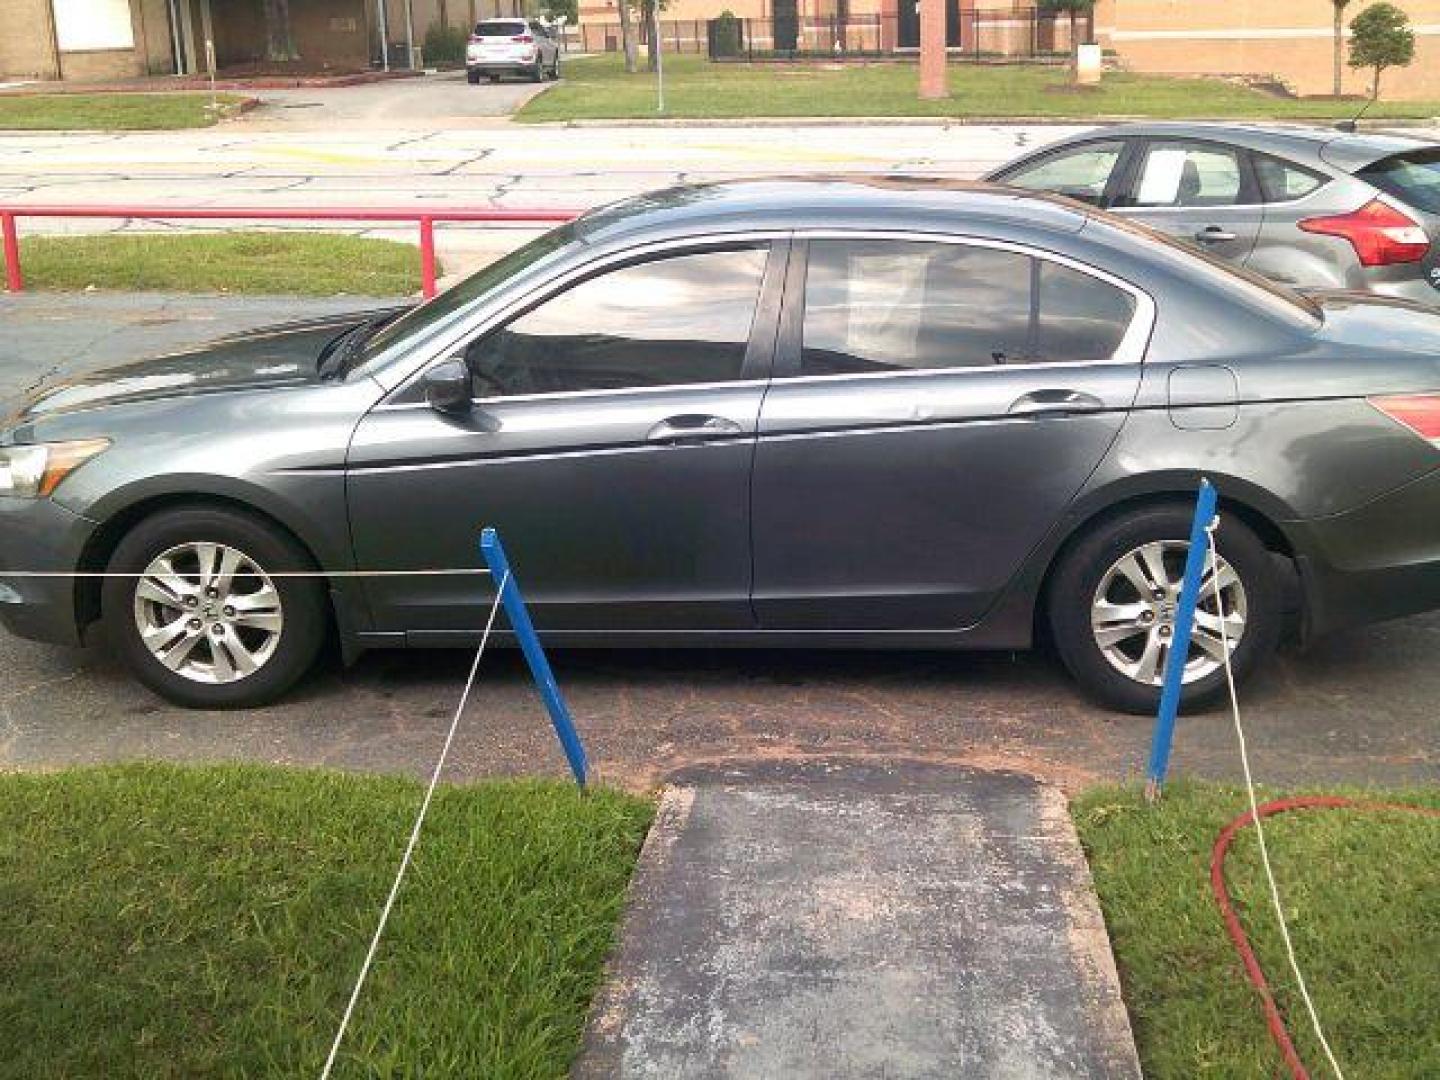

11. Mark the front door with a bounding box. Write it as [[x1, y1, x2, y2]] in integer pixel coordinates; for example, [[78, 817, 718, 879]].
[[751, 236, 1147, 630], [346, 242, 782, 638], [1114, 139, 1263, 265]]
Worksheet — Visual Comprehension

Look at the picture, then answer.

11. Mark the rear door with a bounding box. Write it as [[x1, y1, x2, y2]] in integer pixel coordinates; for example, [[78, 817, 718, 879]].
[[750, 234, 1151, 630], [1114, 139, 1263, 265]]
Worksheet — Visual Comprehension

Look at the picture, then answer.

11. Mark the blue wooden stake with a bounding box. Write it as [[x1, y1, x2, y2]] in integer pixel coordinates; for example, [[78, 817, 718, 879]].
[[480, 528, 589, 788], [1144, 479, 1218, 803]]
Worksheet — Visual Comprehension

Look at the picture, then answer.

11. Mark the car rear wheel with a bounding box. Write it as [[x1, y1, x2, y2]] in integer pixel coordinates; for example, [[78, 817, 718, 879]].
[[550, 53, 561, 79], [101, 507, 327, 709], [530, 58, 544, 82], [1046, 505, 1281, 714], [467, 69, 481, 84], [488, 73, 501, 83]]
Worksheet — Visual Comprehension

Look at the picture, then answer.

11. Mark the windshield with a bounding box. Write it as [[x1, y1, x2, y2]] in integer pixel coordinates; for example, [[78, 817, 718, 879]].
[[356, 225, 580, 368], [1359, 150, 1440, 216]]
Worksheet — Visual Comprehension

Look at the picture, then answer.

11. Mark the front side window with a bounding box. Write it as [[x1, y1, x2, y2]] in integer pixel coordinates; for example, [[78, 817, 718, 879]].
[[1133, 142, 1244, 208], [465, 246, 768, 397], [1003, 141, 1125, 207], [797, 240, 1135, 376]]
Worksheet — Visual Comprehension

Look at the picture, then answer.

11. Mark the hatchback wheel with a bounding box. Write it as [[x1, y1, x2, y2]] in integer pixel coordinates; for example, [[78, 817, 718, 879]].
[[550, 54, 561, 79], [102, 508, 327, 708], [466, 70, 481, 85], [530, 58, 545, 82], [1047, 505, 1281, 714]]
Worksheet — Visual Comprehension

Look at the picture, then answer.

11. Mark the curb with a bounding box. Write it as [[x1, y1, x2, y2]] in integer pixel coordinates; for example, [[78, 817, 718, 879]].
[[531, 114, 1440, 129]]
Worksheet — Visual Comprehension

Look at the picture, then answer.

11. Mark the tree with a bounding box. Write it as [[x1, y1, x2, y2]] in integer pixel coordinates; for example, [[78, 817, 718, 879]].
[[616, 0, 638, 73], [262, 0, 298, 62], [1329, 0, 1352, 95], [1348, 2, 1415, 101], [539, 0, 578, 22]]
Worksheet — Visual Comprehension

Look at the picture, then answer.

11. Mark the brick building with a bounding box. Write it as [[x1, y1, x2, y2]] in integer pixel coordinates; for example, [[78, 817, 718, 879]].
[[0, 0, 522, 81]]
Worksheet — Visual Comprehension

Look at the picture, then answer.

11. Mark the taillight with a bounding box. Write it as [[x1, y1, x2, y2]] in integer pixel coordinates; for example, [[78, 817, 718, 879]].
[[1370, 394, 1440, 444], [469, 34, 479, 42], [1299, 199, 1430, 267], [512, 33, 533, 43]]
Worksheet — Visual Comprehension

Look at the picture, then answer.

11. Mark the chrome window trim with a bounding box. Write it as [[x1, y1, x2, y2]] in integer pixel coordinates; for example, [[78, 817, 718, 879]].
[[785, 227, 1158, 372], [380, 230, 789, 407]]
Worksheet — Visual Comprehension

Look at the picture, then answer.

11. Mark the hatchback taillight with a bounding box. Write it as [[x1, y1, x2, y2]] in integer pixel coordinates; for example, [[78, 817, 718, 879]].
[[512, 33, 534, 43], [1298, 199, 1430, 267], [1370, 394, 1440, 444], [468, 34, 480, 42]]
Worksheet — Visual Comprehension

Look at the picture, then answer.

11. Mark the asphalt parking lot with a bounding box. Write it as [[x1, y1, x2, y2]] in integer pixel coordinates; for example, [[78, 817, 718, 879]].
[[2, 292, 1437, 792]]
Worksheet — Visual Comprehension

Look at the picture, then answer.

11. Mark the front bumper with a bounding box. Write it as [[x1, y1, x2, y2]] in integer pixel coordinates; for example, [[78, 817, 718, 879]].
[[0, 495, 96, 647], [1288, 464, 1440, 639]]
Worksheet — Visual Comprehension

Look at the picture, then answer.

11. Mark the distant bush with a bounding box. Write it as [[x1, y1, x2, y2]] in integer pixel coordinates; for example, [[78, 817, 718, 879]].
[[711, 11, 742, 58], [425, 22, 469, 65]]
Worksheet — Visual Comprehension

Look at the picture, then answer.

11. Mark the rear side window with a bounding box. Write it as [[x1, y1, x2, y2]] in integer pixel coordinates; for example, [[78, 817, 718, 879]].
[[797, 240, 1135, 376], [474, 20, 526, 36], [1002, 141, 1124, 207], [1359, 150, 1440, 215], [1133, 142, 1244, 207], [1253, 154, 1328, 203]]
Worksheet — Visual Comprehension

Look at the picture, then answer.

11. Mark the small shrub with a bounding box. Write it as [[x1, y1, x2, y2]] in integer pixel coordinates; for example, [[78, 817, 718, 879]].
[[424, 22, 469, 65]]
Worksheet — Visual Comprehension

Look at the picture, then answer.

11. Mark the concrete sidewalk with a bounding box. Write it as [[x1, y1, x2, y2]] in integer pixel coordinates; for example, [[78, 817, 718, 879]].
[[578, 762, 1140, 1079]]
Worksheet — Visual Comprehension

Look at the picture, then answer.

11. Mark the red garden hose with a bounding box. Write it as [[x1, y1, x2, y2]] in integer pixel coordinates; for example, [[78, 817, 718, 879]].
[[1210, 796, 1440, 1080]]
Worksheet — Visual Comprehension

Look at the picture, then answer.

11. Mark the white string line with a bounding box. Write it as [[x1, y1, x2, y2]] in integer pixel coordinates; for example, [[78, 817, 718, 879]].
[[318, 567, 510, 1080], [1206, 520, 1346, 1080], [0, 569, 491, 579]]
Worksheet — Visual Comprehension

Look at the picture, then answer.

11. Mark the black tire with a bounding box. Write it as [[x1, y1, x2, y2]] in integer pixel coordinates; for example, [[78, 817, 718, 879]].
[[488, 73, 501, 83], [466, 69, 482, 84], [1046, 504, 1282, 714], [102, 507, 328, 709], [549, 54, 561, 80]]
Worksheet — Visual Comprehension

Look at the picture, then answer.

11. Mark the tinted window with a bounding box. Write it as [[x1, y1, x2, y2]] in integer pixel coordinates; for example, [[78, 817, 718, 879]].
[[798, 240, 1135, 375], [1359, 150, 1440, 215], [1253, 154, 1327, 203], [465, 247, 767, 396], [474, 20, 526, 36], [1037, 262, 1136, 363], [1134, 142, 1243, 207], [1004, 141, 1124, 207], [801, 241, 1032, 374]]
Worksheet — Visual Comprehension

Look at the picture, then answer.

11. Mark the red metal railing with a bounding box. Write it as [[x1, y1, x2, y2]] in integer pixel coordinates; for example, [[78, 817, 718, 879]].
[[0, 205, 583, 299]]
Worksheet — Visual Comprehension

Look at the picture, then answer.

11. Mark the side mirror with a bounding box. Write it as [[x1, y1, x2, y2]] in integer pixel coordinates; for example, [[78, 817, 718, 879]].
[[424, 359, 472, 415]]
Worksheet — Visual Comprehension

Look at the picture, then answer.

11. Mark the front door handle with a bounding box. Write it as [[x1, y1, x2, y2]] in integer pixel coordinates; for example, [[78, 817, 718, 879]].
[[646, 414, 744, 445], [1195, 225, 1238, 243], [1007, 389, 1106, 418]]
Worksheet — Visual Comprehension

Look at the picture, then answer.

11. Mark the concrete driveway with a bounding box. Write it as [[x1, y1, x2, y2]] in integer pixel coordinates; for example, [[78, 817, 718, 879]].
[[2, 294, 1437, 794], [245, 68, 557, 129]]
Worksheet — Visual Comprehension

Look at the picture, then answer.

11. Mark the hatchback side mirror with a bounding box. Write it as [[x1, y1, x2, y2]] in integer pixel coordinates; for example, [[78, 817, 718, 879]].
[[424, 359, 472, 415]]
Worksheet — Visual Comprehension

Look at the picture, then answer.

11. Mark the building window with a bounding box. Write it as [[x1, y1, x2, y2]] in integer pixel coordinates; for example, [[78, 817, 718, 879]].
[[52, 0, 136, 51]]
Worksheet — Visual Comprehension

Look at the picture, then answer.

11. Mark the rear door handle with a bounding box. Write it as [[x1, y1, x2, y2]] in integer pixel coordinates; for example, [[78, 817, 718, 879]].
[[646, 414, 744, 445], [1194, 225, 1237, 243], [1007, 389, 1106, 418]]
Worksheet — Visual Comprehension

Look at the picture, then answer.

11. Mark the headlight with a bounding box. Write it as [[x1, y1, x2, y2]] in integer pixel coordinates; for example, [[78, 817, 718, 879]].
[[0, 439, 109, 499]]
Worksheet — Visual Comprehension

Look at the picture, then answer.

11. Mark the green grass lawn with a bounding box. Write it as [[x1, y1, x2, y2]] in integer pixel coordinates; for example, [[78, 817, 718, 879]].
[[0, 764, 653, 1078], [0, 92, 250, 130], [1073, 782, 1440, 1078], [19, 232, 428, 295], [521, 55, 1440, 121]]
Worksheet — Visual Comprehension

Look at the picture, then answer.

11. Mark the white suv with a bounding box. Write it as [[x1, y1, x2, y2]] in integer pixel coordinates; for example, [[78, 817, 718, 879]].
[[466, 19, 561, 84]]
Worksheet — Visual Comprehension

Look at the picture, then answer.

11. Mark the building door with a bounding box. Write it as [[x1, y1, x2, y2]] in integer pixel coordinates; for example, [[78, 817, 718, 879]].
[[773, 0, 798, 53], [897, 0, 959, 50]]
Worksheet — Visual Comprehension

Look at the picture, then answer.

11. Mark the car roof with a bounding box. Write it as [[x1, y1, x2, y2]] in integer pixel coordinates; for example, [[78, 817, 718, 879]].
[[574, 176, 1094, 246], [1009, 121, 1434, 174]]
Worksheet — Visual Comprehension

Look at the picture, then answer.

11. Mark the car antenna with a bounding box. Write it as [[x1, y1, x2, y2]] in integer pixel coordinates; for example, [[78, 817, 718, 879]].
[[1335, 95, 1376, 134]]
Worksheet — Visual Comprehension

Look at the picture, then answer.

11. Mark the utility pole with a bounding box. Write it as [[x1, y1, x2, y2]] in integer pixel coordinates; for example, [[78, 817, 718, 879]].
[[377, 0, 390, 71], [918, 0, 946, 99]]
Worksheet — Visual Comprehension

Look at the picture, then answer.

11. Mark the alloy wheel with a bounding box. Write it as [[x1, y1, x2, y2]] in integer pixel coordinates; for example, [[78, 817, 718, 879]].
[[132, 542, 284, 685], [1090, 539, 1247, 686]]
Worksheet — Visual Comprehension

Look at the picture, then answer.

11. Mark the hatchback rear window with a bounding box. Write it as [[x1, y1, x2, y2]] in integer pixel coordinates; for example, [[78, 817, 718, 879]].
[[1359, 150, 1440, 215], [473, 20, 526, 36]]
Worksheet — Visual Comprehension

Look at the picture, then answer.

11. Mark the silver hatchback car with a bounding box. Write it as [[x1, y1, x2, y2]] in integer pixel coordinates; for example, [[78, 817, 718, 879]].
[[988, 122, 1440, 305]]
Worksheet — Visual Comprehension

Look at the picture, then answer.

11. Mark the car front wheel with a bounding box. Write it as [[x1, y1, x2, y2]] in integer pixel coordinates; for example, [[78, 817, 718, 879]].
[[101, 507, 327, 708], [1046, 505, 1281, 714]]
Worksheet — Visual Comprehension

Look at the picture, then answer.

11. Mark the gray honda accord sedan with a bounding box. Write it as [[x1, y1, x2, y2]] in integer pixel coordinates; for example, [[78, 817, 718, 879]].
[[6, 177, 1440, 713]]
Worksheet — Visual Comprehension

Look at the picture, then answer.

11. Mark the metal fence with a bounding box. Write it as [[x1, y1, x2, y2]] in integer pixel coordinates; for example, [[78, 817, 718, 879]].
[[574, 8, 1091, 62]]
